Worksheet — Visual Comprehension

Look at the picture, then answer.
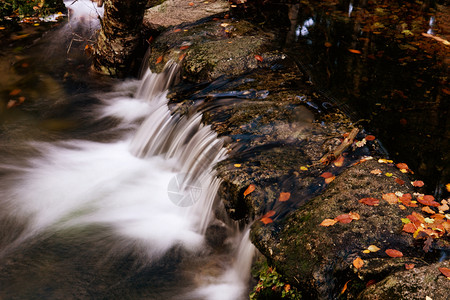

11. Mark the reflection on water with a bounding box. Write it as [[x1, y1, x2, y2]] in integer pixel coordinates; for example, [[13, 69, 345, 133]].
[[242, 0, 449, 196]]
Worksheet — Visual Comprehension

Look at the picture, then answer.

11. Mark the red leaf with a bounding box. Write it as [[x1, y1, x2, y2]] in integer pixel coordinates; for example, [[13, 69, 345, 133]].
[[417, 195, 440, 207], [405, 263, 415, 270], [261, 217, 273, 224], [349, 49, 362, 54], [365, 135, 376, 141], [320, 172, 333, 178], [359, 197, 380, 206], [366, 279, 376, 287], [155, 56, 163, 64], [439, 267, 450, 278], [254, 55, 263, 62], [335, 214, 353, 224], [402, 223, 416, 233], [243, 184, 255, 196], [395, 178, 405, 185], [180, 45, 190, 50], [412, 180, 424, 187], [385, 249, 403, 258], [262, 210, 276, 219], [279, 192, 291, 202], [173, 28, 181, 32], [9, 89, 21, 96]]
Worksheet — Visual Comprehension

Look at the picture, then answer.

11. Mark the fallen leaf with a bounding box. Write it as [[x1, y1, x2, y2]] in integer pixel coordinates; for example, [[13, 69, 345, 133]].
[[385, 249, 403, 258], [333, 155, 345, 167], [402, 222, 416, 233], [234, 164, 241, 168], [324, 42, 332, 48], [422, 206, 435, 214], [220, 23, 230, 28], [325, 176, 336, 184], [439, 267, 450, 278], [9, 89, 21, 96], [179, 53, 186, 61], [300, 166, 308, 171], [349, 212, 360, 220], [370, 169, 382, 175], [321, 172, 333, 178], [180, 45, 190, 50], [254, 55, 263, 62], [261, 217, 273, 224], [383, 193, 398, 204], [155, 56, 163, 64], [335, 214, 353, 224], [385, 172, 393, 177], [417, 195, 440, 207], [353, 257, 364, 269], [279, 192, 291, 202], [366, 279, 376, 287], [320, 219, 337, 226], [340, 280, 351, 294], [367, 245, 381, 252], [188, 2, 194, 6], [395, 178, 405, 185], [243, 184, 255, 196], [365, 135, 376, 141], [18, 96, 25, 103], [363, 250, 371, 254], [405, 263, 415, 270], [359, 197, 380, 206], [262, 210, 276, 218], [349, 49, 362, 54], [446, 183, 450, 192], [412, 180, 424, 187], [7, 100, 16, 109]]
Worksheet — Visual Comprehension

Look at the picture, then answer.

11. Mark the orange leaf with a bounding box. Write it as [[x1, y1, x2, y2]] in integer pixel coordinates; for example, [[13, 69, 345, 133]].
[[324, 42, 332, 48], [155, 56, 163, 64], [335, 214, 353, 224], [421, 206, 435, 214], [9, 89, 21, 96], [417, 195, 440, 207], [188, 2, 194, 6], [254, 55, 263, 62], [412, 180, 424, 187], [279, 192, 291, 202], [353, 257, 364, 269], [438, 267, 450, 278], [385, 249, 403, 258], [349, 212, 360, 220], [333, 155, 345, 167], [261, 217, 273, 224], [359, 197, 380, 206], [446, 183, 450, 192], [262, 210, 276, 219], [243, 184, 255, 196], [396, 163, 409, 170], [365, 135, 376, 141], [348, 49, 362, 54], [325, 176, 336, 184], [340, 280, 351, 294], [405, 263, 415, 270], [179, 53, 186, 61], [370, 169, 382, 175], [180, 45, 190, 50], [402, 222, 416, 233], [7, 100, 16, 109], [320, 218, 337, 226], [382, 193, 398, 205], [173, 28, 181, 32], [321, 172, 333, 178]]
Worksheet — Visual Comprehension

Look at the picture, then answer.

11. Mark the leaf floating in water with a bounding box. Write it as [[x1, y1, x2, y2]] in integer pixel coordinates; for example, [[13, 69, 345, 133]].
[[325, 176, 336, 184], [320, 219, 337, 227], [348, 49, 362, 54], [279, 192, 291, 202], [385, 249, 403, 258], [321, 172, 333, 178], [155, 56, 163, 64], [243, 184, 255, 196], [359, 197, 380, 206], [353, 257, 364, 269], [254, 55, 263, 62], [365, 135, 376, 141]]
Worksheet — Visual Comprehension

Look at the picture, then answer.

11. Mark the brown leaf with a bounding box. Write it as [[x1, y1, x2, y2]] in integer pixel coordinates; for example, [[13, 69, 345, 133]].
[[382, 193, 398, 204], [395, 178, 405, 185], [243, 184, 255, 196], [279, 192, 291, 202], [412, 180, 424, 187], [366, 279, 376, 287], [349, 212, 360, 220], [423, 236, 432, 253], [365, 135, 376, 141], [359, 197, 380, 206], [385, 249, 403, 258], [324, 42, 332, 48], [320, 219, 337, 226], [353, 257, 364, 269], [439, 267, 450, 278]]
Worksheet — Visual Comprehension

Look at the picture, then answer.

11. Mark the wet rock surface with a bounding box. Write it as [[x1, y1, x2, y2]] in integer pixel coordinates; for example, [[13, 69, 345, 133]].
[[146, 8, 450, 300]]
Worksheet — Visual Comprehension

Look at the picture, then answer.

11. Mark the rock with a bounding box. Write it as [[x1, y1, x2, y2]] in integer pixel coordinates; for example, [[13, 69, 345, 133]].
[[359, 260, 450, 300]]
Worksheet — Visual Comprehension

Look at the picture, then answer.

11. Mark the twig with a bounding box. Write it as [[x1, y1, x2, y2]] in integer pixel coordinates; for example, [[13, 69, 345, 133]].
[[319, 128, 359, 165]]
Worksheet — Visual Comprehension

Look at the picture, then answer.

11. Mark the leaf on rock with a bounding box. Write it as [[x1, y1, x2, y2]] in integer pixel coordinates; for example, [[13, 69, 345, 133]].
[[370, 169, 382, 175], [9, 89, 21, 96], [320, 219, 337, 226], [349, 212, 360, 220], [261, 217, 273, 224], [262, 210, 276, 218], [383, 193, 398, 204], [402, 222, 416, 233], [385, 249, 403, 258], [156, 56, 163, 64], [367, 245, 381, 252], [325, 176, 336, 184], [254, 55, 263, 62], [243, 184, 256, 196], [333, 155, 345, 167], [353, 257, 364, 269], [335, 214, 353, 224], [439, 267, 450, 278], [405, 263, 415, 270], [279, 192, 291, 202], [395, 178, 405, 185], [446, 183, 450, 192], [422, 206, 435, 214], [359, 197, 380, 206], [412, 180, 424, 187], [417, 195, 440, 207]]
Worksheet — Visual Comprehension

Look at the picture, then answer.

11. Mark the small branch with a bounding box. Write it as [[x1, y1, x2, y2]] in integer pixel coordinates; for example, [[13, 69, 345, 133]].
[[319, 128, 359, 165]]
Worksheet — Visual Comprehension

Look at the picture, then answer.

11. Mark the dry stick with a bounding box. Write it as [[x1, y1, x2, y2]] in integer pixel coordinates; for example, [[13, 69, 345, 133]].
[[319, 127, 359, 165]]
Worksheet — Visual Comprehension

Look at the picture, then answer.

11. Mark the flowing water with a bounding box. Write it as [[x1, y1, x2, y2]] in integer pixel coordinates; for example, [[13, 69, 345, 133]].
[[0, 1, 255, 299]]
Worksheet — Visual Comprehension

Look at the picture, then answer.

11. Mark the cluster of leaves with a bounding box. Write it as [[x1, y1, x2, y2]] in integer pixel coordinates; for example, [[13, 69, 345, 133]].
[[0, 0, 65, 22], [250, 262, 301, 300]]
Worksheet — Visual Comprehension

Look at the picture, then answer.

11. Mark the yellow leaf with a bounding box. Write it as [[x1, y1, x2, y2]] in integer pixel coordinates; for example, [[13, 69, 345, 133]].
[[368, 245, 381, 252], [300, 166, 308, 171], [234, 164, 241, 168], [362, 250, 371, 253], [385, 172, 393, 177]]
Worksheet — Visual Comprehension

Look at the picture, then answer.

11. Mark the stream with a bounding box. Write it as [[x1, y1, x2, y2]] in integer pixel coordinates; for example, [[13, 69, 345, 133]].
[[0, 1, 255, 299]]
